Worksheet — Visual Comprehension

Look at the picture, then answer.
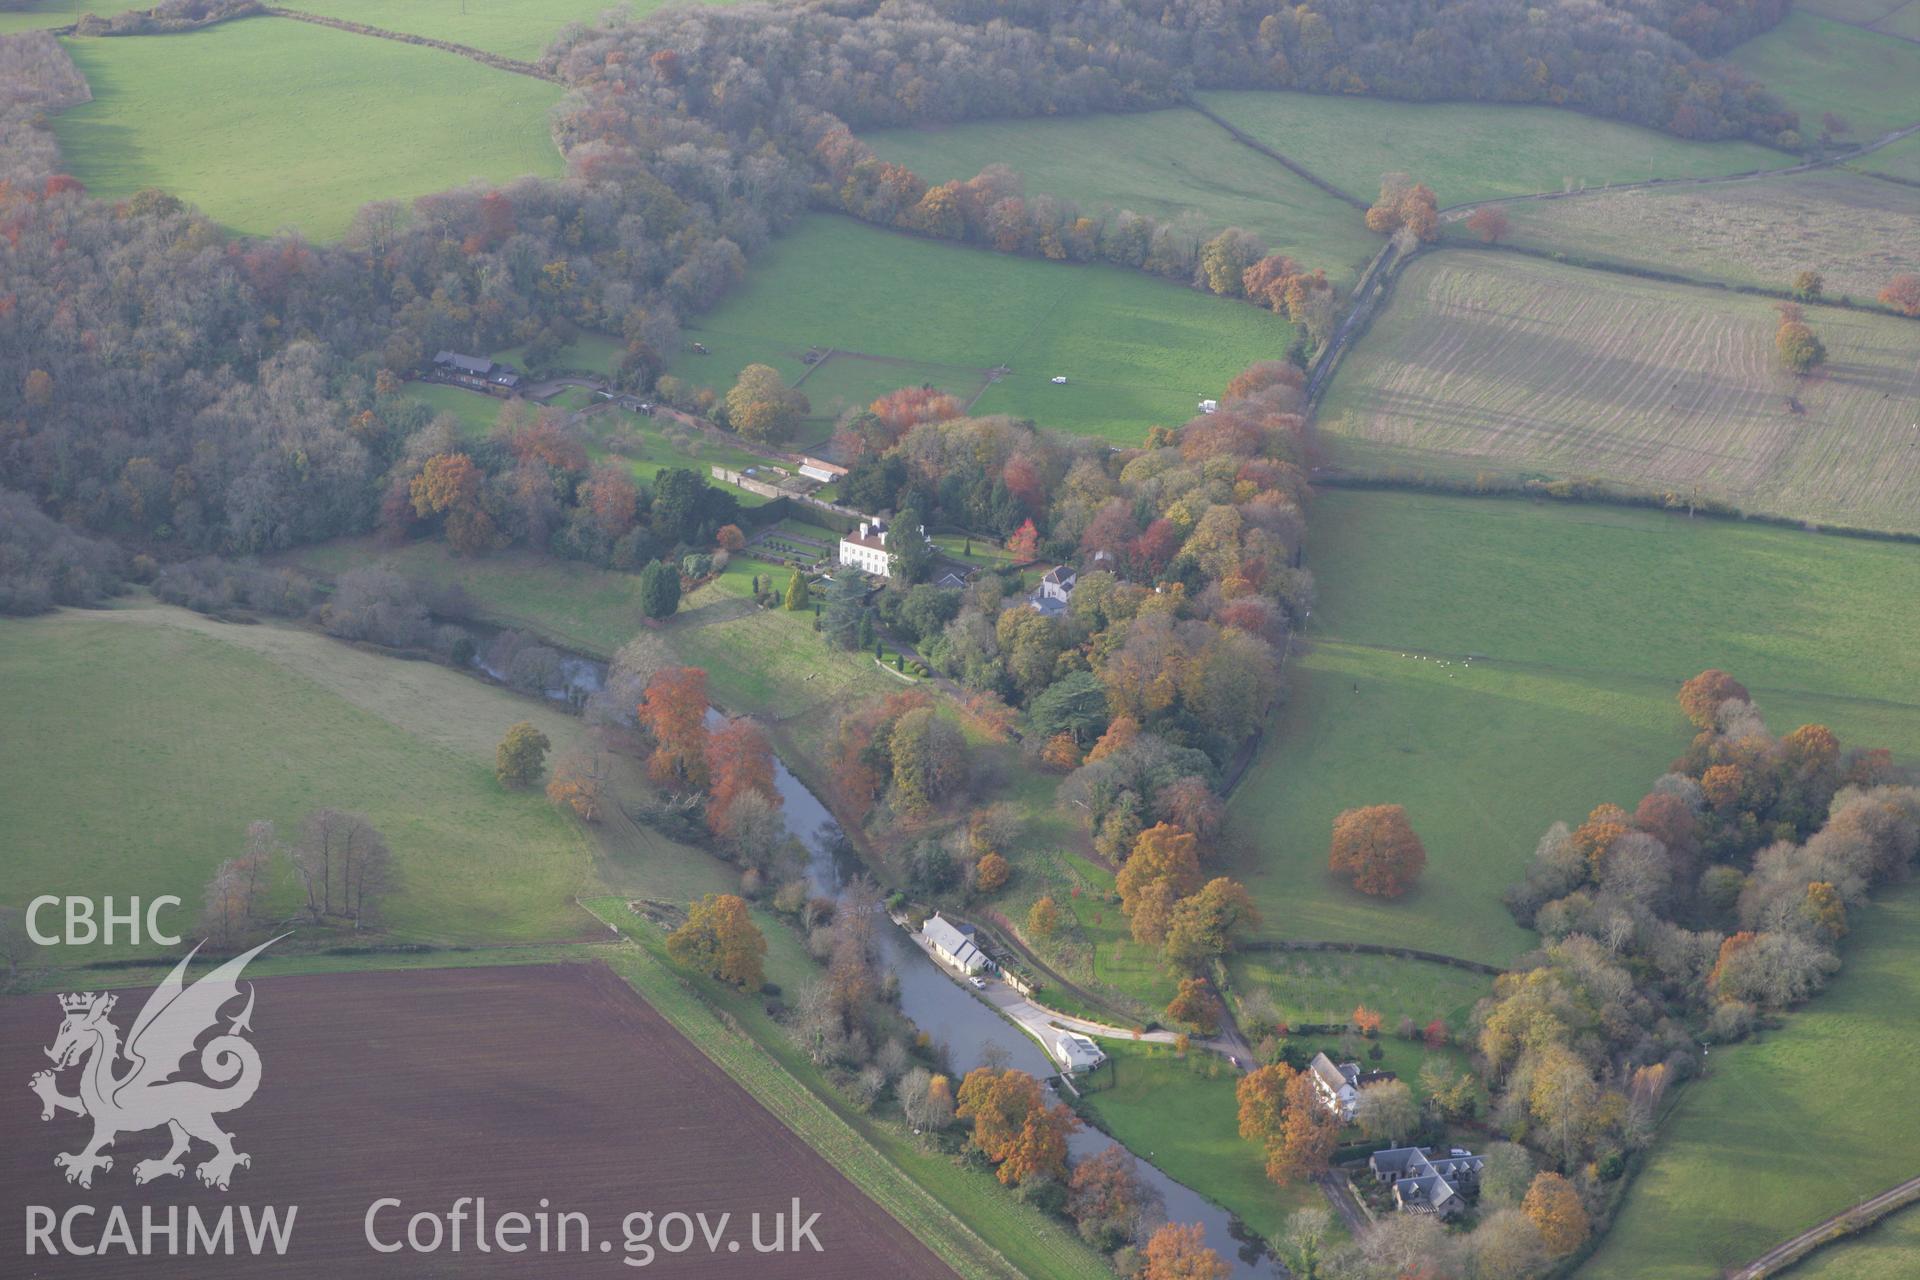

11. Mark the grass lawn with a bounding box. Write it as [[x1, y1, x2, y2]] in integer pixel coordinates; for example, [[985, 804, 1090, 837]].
[[492, 329, 625, 375], [405, 381, 510, 437], [0, 603, 597, 959], [1580, 881, 1920, 1278], [1079, 1040, 1331, 1244], [1193, 91, 1785, 207], [1857, 128, 1920, 182], [274, 0, 739, 60], [1225, 950, 1490, 1034], [863, 108, 1379, 283], [1319, 251, 1920, 534], [54, 19, 564, 239], [1489, 167, 1920, 303], [1225, 489, 1920, 966], [1059, 858, 1185, 1014], [669, 215, 1295, 446], [587, 898, 1110, 1280], [1723, 12, 1920, 136], [1782, 1202, 1920, 1280]]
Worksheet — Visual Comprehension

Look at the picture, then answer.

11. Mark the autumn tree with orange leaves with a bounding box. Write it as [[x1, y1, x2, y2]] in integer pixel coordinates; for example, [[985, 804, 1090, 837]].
[[667, 893, 767, 989], [1879, 273, 1920, 317], [1117, 823, 1203, 945], [1166, 976, 1220, 1034], [1267, 1068, 1340, 1184], [1466, 205, 1511, 243], [638, 666, 711, 789], [707, 718, 780, 835], [546, 747, 608, 821], [1329, 804, 1428, 897], [409, 453, 498, 553], [1237, 1063, 1294, 1152], [1142, 1222, 1229, 1280], [1678, 668, 1750, 729], [1522, 1171, 1590, 1255], [955, 1068, 1078, 1185], [1366, 175, 1439, 242]]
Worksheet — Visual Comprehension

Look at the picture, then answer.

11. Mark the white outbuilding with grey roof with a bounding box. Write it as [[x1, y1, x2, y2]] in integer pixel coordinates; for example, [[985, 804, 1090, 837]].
[[922, 913, 993, 974]]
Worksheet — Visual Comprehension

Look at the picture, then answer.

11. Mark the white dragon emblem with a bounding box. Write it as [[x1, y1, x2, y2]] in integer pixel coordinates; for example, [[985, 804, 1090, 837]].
[[29, 937, 281, 1191]]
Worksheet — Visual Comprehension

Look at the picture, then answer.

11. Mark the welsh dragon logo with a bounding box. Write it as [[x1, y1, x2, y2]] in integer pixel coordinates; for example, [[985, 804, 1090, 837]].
[[29, 937, 281, 1191]]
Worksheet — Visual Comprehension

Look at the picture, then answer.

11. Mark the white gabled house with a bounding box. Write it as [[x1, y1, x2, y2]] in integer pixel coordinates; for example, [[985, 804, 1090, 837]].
[[1309, 1051, 1363, 1121]]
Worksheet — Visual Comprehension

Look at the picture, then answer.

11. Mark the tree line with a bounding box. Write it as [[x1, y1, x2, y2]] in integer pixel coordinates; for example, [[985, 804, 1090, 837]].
[[550, 0, 1797, 164], [1454, 671, 1920, 1271], [0, 28, 807, 563]]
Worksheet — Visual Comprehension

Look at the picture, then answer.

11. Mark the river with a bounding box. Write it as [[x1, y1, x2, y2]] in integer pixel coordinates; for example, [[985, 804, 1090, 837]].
[[762, 725, 1285, 1277], [471, 638, 1282, 1274]]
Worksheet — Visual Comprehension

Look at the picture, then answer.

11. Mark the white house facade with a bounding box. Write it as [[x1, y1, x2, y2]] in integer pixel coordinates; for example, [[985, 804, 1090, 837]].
[[838, 520, 894, 577]]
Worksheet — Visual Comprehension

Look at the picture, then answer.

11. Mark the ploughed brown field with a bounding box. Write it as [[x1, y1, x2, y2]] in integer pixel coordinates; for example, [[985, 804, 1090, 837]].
[[0, 963, 951, 1278]]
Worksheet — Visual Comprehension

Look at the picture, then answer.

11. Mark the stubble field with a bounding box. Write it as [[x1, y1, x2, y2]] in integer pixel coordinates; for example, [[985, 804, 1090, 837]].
[[1489, 167, 1920, 301], [1318, 252, 1920, 533]]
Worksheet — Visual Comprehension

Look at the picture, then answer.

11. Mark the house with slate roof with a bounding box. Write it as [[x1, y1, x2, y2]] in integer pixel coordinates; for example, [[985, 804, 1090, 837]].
[[1368, 1146, 1486, 1217]]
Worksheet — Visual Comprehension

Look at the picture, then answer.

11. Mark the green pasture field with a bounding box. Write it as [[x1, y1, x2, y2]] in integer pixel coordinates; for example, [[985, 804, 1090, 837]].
[[1079, 1040, 1330, 1244], [1224, 950, 1490, 1033], [1319, 252, 1920, 534], [589, 900, 1110, 1280], [1224, 489, 1920, 966], [0, 604, 597, 958], [668, 216, 1294, 446], [1581, 882, 1920, 1278], [670, 322, 993, 436], [274, 0, 738, 61], [1857, 129, 1920, 182], [1489, 167, 1920, 302], [1193, 91, 1785, 207], [1782, 1202, 1920, 1280], [1795, 0, 1912, 22], [792, 351, 994, 424], [1878, 0, 1920, 37], [1724, 12, 1920, 136], [53, 19, 564, 239], [493, 330, 625, 376], [862, 108, 1379, 283]]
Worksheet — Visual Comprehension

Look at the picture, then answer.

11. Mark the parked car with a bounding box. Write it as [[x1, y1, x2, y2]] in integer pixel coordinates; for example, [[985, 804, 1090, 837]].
[[969, 976, 987, 990]]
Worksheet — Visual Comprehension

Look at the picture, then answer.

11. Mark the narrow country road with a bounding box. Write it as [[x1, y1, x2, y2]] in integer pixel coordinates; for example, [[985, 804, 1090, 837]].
[[1315, 1171, 1369, 1235], [1727, 1174, 1920, 1279]]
